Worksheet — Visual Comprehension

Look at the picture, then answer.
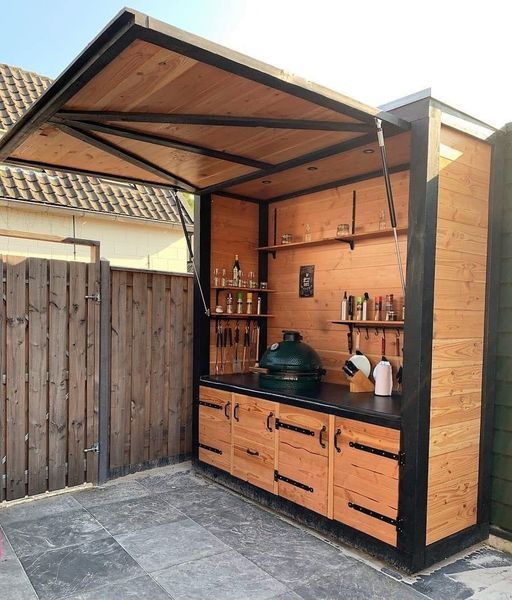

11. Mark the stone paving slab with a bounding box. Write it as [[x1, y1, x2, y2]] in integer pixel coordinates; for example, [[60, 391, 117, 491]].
[[0, 463, 510, 600]]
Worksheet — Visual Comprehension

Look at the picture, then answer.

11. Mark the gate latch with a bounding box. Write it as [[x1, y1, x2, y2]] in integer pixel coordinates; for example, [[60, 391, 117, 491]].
[[85, 293, 101, 303], [84, 442, 99, 454]]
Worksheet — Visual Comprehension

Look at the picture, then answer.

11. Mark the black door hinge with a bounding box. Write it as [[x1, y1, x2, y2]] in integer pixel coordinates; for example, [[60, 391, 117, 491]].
[[348, 502, 397, 527], [274, 470, 313, 493], [349, 441, 400, 462], [199, 400, 223, 410], [199, 443, 222, 455], [275, 419, 314, 437]]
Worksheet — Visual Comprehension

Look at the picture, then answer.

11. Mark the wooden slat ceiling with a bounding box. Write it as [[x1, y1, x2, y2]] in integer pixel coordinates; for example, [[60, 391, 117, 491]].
[[0, 9, 411, 200]]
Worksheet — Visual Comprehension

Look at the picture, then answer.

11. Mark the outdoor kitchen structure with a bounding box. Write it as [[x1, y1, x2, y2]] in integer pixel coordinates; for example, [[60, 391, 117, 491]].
[[0, 8, 502, 574]]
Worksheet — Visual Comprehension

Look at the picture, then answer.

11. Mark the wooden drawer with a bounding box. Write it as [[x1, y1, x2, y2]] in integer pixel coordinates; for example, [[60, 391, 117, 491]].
[[276, 405, 329, 516], [333, 417, 400, 546], [198, 386, 232, 471], [232, 394, 277, 493]]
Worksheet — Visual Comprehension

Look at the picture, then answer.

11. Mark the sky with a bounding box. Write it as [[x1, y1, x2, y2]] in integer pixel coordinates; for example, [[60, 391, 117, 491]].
[[1, 0, 511, 127]]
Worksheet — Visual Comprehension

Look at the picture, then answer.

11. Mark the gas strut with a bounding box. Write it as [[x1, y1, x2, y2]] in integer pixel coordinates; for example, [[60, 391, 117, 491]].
[[375, 118, 406, 298], [171, 189, 210, 316]]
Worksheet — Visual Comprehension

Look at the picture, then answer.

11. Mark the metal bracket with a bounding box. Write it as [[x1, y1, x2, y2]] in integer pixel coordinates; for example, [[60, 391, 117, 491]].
[[274, 470, 313, 492], [199, 443, 223, 455], [348, 502, 397, 527], [335, 238, 354, 251], [85, 293, 101, 303], [349, 441, 399, 461], [199, 400, 223, 410], [84, 442, 99, 454], [398, 451, 406, 467], [275, 419, 314, 437]]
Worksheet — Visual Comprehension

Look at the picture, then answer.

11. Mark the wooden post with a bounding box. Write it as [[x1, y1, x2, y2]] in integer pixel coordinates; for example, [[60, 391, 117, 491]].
[[98, 260, 111, 484]]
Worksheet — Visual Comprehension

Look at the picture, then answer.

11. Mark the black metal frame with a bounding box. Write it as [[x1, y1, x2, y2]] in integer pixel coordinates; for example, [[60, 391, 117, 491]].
[[398, 102, 441, 570]]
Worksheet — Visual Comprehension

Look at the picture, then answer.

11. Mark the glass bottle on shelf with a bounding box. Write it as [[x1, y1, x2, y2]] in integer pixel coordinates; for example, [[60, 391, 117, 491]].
[[232, 255, 241, 287], [221, 268, 227, 287], [213, 267, 220, 287]]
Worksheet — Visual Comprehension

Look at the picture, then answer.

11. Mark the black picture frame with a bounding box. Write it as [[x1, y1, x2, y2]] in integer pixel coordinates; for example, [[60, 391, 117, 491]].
[[299, 265, 315, 297]]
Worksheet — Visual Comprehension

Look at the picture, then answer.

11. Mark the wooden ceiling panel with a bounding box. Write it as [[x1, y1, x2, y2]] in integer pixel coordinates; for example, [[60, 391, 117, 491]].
[[225, 132, 411, 200], [95, 132, 256, 188], [11, 124, 169, 185], [104, 121, 363, 165], [64, 40, 361, 123]]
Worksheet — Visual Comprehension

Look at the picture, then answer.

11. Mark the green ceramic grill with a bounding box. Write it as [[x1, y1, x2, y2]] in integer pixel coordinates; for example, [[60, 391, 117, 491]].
[[259, 331, 324, 391]]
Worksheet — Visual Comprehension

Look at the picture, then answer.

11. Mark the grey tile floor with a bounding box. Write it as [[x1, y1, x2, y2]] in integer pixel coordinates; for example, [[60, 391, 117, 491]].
[[0, 463, 510, 600]]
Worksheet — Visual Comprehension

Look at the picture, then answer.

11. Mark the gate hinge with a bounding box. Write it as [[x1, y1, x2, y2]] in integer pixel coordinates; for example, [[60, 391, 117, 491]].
[[85, 293, 101, 303], [84, 442, 99, 454], [399, 451, 406, 467]]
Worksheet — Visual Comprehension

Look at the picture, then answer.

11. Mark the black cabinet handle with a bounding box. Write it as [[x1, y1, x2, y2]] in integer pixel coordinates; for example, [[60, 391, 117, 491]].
[[334, 428, 342, 453], [234, 403, 240, 422], [319, 425, 327, 448], [224, 401, 231, 420], [266, 412, 274, 432], [246, 448, 259, 456]]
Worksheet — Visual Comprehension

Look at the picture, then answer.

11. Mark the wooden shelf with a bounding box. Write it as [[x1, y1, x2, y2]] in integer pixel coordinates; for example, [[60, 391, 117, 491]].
[[212, 286, 274, 293], [258, 227, 408, 253], [331, 320, 404, 328], [211, 313, 273, 319]]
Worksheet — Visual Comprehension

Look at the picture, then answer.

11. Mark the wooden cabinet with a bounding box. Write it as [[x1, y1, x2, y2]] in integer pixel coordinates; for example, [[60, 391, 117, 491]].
[[276, 405, 330, 516], [198, 386, 402, 545], [332, 417, 400, 546], [198, 387, 232, 471], [231, 394, 277, 493]]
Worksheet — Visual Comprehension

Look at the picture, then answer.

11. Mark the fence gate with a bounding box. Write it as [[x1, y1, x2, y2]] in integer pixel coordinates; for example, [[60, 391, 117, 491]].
[[0, 255, 100, 501]]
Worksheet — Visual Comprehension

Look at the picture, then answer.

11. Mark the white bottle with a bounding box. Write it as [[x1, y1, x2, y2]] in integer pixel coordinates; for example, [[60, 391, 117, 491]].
[[340, 291, 347, 320], [373, 359, 393, 397]]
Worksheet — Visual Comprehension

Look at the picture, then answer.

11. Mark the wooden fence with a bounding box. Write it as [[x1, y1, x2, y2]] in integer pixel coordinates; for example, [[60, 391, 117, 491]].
[[109, 268, 193, 476], [0, 256, 100, 501]]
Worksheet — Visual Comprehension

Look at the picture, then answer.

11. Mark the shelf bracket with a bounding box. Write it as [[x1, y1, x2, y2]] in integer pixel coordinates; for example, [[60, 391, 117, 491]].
[[336, 238, 354, 251]]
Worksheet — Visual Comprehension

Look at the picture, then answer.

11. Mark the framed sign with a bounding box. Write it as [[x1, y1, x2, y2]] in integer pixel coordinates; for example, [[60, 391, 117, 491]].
[[299, 265, 314, 297]]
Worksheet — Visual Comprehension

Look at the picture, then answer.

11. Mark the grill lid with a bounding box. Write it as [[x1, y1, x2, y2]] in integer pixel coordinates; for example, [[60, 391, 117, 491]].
[[260, 330, 323, 374]]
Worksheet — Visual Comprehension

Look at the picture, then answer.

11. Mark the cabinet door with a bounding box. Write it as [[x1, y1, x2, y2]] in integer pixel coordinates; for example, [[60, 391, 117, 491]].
[[231, 394, 277, 493], [332, 417, 400, 546], [276, 405, 329, 516], [198, 386, 232, 471]]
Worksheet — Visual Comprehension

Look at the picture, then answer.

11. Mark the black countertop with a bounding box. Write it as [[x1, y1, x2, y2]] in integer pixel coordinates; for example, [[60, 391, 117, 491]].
[[200, 374, 401, 429]]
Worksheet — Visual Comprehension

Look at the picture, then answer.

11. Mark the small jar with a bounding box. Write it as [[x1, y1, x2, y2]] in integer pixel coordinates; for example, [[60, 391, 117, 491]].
[[336, 224, 350, 237]]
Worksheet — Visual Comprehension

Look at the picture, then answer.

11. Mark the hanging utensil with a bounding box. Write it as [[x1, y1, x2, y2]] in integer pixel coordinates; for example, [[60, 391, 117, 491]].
[[233, 320, 241, 373], [242, 323, 250, 371], [215, 320, 222, 374]]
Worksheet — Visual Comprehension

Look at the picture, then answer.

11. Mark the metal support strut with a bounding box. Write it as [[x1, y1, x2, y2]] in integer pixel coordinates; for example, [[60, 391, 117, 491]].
[[171, 189, 210, 317], [375, 118, 406, 298]]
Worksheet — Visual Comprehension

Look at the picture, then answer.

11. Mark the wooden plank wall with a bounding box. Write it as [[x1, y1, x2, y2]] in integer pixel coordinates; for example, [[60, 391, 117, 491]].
[[267, 172, 409, 384], [109, 269, 193, 474], [0, 256, 99, 502], [209, 195, 259, 374], [426, 127, 492, 544], [492, 124, 512, 534]]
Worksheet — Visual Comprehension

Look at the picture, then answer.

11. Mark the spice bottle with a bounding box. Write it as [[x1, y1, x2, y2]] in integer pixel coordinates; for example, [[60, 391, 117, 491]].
[[246, 293, 253, 314], [236, 292, 243, 314], [385, 294, 395, 321], [221, 268, 227, 287], [257, 296, 262, 315], [226, 293, 233, 314], [356, 296, 363, 321], [362, 292, 369, 321], [374, 296, 382, 321]]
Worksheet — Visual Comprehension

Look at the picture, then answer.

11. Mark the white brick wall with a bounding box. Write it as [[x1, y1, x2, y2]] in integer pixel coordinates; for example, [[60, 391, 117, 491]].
[[0, 204, 189, 272]]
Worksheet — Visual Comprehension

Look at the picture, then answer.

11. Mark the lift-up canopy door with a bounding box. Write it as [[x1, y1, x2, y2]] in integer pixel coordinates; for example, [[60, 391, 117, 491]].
[[0, 8, 410, 201]]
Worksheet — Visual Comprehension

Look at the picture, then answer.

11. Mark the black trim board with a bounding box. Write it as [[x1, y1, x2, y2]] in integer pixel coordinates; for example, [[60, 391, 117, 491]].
[[192, 194, 212, 459], [55, 111, 374, 132], [478, 130, 505, 526], [194, 459, 413, 572], [399, 104, 441, 571]]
